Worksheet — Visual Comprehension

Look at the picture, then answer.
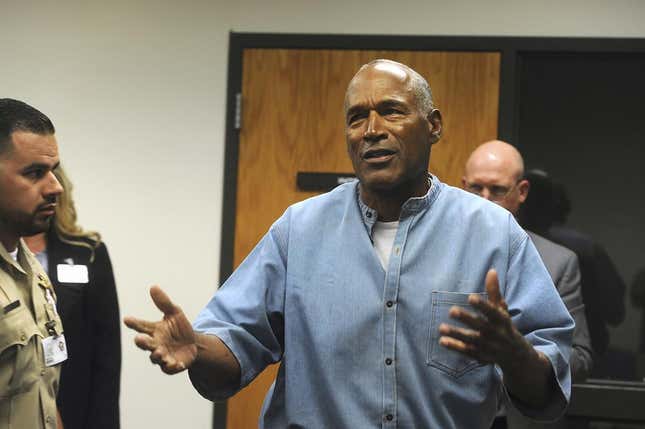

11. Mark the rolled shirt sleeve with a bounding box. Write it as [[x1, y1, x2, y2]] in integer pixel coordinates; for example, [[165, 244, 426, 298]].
[[502, 223, 574, 421], [191, 214, 289, 400]]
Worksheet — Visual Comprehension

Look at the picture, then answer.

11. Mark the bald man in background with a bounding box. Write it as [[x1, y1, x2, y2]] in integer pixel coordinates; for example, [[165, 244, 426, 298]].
[[463, 140, 592, 428]]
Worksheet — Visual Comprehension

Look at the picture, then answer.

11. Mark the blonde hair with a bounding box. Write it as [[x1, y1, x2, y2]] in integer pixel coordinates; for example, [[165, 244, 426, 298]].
[[53, 165, 101, 260]]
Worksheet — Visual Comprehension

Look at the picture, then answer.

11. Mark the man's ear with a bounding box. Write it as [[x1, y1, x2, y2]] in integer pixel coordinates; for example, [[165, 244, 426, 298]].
[[518, 179, 530, 204], [427, 109, 442, 144]]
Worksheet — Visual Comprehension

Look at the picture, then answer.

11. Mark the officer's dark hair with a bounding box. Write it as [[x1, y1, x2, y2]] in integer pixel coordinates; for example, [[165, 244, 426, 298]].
[[0, 98, 55, 156]]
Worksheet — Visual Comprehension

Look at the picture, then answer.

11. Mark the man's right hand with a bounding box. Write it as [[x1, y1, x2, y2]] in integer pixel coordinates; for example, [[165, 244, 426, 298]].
[[124, 286, 198, 374]]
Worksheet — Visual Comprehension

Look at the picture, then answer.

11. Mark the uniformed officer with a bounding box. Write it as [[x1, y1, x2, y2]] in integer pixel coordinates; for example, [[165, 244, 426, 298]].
[[0, 99, 66, 429]]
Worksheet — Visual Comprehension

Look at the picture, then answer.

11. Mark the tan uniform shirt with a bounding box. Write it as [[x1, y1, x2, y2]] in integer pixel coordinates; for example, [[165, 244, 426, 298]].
[[0, 239, 64, 429]]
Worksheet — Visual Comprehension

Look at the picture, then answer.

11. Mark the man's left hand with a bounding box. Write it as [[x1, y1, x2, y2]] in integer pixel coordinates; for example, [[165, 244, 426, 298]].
[[438, 269, 530, 371], [439, 268, 558, 409]]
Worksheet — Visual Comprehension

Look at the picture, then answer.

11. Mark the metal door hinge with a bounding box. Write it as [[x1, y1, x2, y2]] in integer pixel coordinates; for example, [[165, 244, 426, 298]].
[[234, 93, 242, 130]]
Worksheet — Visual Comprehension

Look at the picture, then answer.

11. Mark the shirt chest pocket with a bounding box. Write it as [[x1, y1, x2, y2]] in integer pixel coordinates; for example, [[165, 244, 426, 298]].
[[0, 303, 43, 398], [426, 291, 487, 378]]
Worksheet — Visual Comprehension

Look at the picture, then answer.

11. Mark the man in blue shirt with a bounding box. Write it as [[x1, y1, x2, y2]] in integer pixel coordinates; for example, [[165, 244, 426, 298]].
[[125, 60, 574, 428]]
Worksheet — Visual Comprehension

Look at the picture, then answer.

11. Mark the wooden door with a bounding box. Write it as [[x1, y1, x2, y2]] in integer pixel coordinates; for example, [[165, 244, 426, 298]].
[[228, 48, 501, 428]]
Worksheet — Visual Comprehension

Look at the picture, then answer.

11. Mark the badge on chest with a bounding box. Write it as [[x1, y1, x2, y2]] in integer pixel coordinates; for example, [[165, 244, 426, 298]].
[[36, 273, 68, 366], [42, 334, 68, 366], [57, 263, 89, 284]]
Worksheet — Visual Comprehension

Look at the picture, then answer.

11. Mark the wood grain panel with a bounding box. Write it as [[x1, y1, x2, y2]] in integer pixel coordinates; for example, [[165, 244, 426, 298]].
[[228, 48, 500, 429]]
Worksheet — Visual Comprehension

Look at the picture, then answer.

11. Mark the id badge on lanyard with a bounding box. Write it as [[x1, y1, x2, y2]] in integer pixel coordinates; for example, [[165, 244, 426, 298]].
[[38, 274, 68, 367]]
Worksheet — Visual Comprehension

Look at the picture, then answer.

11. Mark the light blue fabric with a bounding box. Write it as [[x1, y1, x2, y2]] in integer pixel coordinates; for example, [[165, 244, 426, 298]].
[[192, 176, 574, 429], [34, 248, 48, 273]]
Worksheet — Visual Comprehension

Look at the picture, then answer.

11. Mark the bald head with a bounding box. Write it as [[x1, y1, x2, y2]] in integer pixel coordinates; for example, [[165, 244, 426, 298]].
[[344, 59, 434, 116], [462, 140, 529, 215], [465, 140, 525, 181]]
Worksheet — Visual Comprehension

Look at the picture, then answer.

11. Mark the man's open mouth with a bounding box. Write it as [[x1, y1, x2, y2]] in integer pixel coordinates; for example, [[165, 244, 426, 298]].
[[363, 148, 396, 162]]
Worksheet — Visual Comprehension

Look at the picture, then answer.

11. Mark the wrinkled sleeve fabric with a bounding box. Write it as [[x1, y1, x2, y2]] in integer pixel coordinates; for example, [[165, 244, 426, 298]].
[[502, 218, 574, 421], [190, 211, 289, 401]]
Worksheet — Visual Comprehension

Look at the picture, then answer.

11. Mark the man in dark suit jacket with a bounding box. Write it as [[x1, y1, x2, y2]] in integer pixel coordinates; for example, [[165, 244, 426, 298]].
[[520, 170, 626, 362], [463, 140, 593, 428]]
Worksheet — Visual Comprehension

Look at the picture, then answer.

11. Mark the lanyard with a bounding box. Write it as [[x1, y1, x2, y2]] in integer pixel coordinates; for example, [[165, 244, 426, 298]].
[[37, 273, 61, 337]]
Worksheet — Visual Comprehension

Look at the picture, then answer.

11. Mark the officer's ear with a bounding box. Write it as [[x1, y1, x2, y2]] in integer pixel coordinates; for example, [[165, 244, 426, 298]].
[[427, 109, 442, 145]]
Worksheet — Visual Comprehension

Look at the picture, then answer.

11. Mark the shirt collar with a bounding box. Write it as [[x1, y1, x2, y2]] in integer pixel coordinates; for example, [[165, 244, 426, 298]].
[[356, 173, 443, 237], [0, 239, 29, 274]]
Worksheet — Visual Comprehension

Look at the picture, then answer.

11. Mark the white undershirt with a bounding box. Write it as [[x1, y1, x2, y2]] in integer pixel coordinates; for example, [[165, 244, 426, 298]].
[[373, 221, 399, 270], [9, 248, 19, 262]]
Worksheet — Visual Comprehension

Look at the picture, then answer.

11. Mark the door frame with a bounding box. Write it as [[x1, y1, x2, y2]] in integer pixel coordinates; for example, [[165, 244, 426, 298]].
[[216, 32, 645, 429]]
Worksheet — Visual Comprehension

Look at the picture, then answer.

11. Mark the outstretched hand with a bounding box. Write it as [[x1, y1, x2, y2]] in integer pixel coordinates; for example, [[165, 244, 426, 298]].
[[439, 269, 527, 370], [124, 286, 198, 374]]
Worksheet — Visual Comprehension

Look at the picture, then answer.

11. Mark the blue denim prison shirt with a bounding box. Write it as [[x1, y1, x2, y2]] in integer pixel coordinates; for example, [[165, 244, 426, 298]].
[[192, 176, 574, 429]]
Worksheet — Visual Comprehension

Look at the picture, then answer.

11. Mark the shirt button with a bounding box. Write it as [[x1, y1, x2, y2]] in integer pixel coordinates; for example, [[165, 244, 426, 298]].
[[41, 368, 46, 376], [46, 416, 52, 423], [385, 358, 393, 365], [385, 414, 393, 421], [386, 301, 394, 308], [20, 333, 27, 341], [394, 246, 400, 255]]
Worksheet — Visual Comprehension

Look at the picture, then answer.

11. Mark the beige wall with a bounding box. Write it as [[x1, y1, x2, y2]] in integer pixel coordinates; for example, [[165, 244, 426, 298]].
[[2, 1, 644, 427]]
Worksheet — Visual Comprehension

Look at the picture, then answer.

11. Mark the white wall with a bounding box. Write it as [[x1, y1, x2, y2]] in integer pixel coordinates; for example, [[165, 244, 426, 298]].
[[2, 1, 644, 427]]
